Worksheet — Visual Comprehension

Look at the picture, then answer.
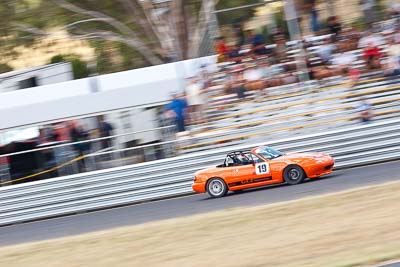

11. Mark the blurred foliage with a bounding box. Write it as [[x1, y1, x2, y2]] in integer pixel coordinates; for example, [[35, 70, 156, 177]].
[[93, 42, 113, 74], [216, 0, 263, 26], [275, 7, 289, 35], [50, 55, 66, 64], [70, 58, 90, 79], [0, 63, 14, 74], [1, 0, 266, 74], [118, 43, 147, 71], [0, 0, 158, 73], [50, 54, 90, 79], [350, 18, 368, 31]]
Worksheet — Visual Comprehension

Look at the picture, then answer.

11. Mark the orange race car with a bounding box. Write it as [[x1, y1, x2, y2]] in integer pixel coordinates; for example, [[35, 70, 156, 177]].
[[192, 146, 334, 198]]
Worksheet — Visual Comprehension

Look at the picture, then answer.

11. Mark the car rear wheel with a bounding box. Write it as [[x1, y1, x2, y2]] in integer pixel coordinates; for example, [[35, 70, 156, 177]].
[[206, 178, 228, 198], [283, 165, 305, 185]]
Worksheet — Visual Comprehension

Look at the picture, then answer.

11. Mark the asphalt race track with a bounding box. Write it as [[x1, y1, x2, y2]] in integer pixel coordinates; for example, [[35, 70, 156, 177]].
[[378, 263, 400, 267], [0, 161, 399, 247]]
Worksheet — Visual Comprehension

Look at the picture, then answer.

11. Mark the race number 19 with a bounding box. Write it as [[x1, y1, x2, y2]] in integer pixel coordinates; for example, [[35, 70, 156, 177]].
[[255, 163, 270, 175]]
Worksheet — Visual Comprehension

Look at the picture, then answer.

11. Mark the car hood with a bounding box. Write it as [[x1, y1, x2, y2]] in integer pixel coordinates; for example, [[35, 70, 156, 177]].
[[195, 166, 219, 176]]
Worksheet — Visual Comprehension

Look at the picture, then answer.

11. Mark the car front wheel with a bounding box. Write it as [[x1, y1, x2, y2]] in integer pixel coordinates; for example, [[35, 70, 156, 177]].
[[283, 165, 305, 185], [206, 178, 228, 198]]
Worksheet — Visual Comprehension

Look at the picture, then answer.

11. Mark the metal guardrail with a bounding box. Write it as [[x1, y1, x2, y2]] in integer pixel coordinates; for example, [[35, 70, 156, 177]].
[[0, 119, 399, 226]]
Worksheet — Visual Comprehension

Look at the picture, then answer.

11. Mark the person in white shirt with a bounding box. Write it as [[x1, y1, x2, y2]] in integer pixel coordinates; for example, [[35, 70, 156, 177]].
[[244, 63, 266, 92], [389, 0, 400, 17], [317, 38, 336, 65], [332, 51, 357, 73], [385, 36, 400, 75], [185, 77, 205, 122], [356, 98, 373, 123], [358, 31, 385, 49]]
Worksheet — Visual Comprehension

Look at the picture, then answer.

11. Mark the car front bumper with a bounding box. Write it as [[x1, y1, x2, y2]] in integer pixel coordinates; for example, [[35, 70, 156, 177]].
[[306, 158, 335, 178], [192, 181, 206, 193]]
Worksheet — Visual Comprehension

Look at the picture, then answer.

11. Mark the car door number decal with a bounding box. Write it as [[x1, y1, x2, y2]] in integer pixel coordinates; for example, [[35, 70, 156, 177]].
[[256, 163, 270, 175]]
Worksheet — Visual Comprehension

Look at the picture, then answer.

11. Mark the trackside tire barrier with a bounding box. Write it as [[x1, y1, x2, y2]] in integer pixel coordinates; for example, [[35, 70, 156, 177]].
[[0, 119, 399, 226]]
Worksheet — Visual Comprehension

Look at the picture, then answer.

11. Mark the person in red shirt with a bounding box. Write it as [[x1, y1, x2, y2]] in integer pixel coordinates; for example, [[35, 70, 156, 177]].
[[363, 41, 382, 70], [215, 37, 229, 63]]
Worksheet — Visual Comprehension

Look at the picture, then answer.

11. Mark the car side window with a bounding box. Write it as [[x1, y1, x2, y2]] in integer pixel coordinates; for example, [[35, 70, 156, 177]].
[[235, 154, 254, 165], [225, 157, 234, 167], [250, 154, 264, 163]]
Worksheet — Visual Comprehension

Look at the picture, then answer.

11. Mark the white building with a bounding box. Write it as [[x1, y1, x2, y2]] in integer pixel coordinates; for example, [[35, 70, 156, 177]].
[[0, 63, 73, 93], [0, 56, 217, 148]]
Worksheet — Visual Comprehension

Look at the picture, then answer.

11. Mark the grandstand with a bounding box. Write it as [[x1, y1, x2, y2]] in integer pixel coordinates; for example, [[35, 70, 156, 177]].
[[180, 75, 400, 153], [179, 27, 400, 153]]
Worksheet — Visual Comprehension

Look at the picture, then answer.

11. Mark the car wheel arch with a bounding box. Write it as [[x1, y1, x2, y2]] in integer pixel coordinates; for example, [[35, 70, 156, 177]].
[[283, 164, 307, 179], [206, 176, 226, 187]]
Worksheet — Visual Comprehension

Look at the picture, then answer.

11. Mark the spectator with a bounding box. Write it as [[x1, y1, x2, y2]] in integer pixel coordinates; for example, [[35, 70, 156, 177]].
[[158, 107, 177, 158], [394, 27, 400, 43], [261, 60, 284, 87], [389, 1, 400, 17], [360, 0, 377, 26], [358, 30, 385, 49], [356, 98, 373, 123], [98, 116, 113, 151], [244, 63, 265, 91], [231, 69, 246, 101], [309, 1, 321, 33], [199, 64, 212, 89], [306, 56, 331, 80], [98, 116, 113, 161], [338, 27, 361, 52], [317, 38, 336, 65], [70, 123, 91, 171], [363, 41, 382, 70], [348, 66, 362, 87], [273, 28, 287, 62], [228, 44, 243, 64], [384, 36, 400, 76], [233, 23, 246, 47], [215, 37, 229, 63], [166, 93, 188, 133], [247, 30, 269, 57], [358, 31, 385, 69], [332, 49, 357, 74], [327, 16, 342, 38], [38, 127, 51, 144], [185, 77, 205, 122]]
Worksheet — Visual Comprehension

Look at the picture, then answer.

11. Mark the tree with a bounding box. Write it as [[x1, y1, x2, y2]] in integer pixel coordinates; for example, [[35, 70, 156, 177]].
[[9, 0, 222, 66], [216, 0, 263, 26], [0, 63, 13, 74], [50, 54, 90, 79]]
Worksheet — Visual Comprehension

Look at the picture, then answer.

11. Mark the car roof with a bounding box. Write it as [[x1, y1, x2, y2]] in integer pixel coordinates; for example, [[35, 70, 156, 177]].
[[227, 150, 252, 157], [227, 146, 271, 156]]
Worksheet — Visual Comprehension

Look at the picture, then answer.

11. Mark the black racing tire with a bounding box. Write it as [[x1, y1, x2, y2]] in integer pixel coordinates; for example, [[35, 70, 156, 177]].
[[283, 165, 305, 185], [206, 178, 228, 198]]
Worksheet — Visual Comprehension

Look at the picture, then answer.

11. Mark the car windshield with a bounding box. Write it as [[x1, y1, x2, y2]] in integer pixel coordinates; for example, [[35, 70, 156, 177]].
[[255, 146, 284, 160]]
